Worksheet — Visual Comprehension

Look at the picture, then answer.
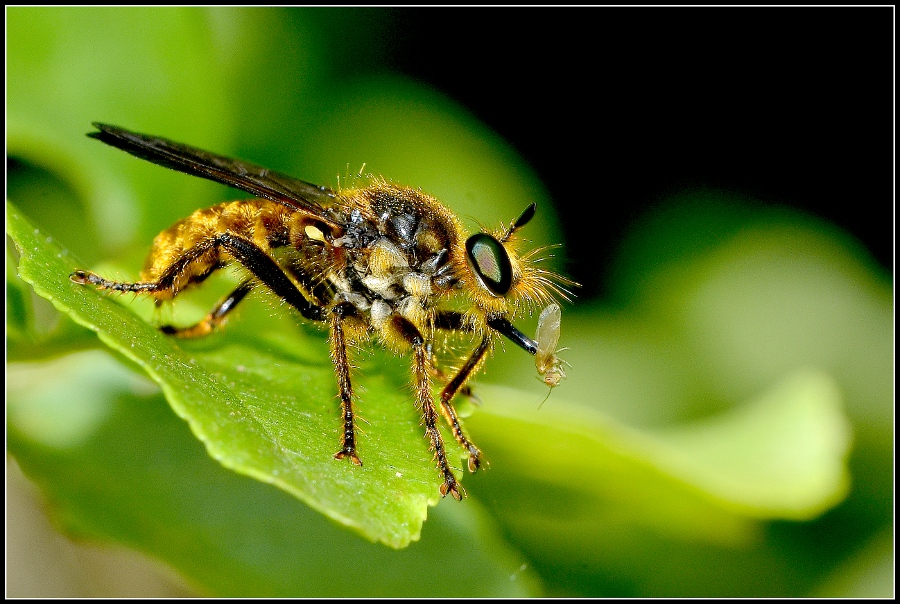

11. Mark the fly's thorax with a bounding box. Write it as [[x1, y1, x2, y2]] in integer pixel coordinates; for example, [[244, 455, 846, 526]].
[[320, 181, 472, 351], [329, 181, 467, 305], [402, 272, 432, 297], [327, 183, 569, 344], [337, 180, 465, 262]]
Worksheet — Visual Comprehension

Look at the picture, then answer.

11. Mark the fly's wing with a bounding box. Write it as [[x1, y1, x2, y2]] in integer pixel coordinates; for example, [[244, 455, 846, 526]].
[[89, 123, 341, 230]]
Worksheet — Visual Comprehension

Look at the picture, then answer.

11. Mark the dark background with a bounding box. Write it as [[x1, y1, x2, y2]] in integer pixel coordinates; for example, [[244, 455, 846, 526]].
[[377, 8, 893, 299]]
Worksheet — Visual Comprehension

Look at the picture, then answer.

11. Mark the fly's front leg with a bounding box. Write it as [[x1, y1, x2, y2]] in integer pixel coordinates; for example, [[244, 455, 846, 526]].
[[433, 310, 489, 473], [439, 336, 491, 473], [330, 301, 362, 466], [430, 310, 478, 401], [426, 344, 477, 402]]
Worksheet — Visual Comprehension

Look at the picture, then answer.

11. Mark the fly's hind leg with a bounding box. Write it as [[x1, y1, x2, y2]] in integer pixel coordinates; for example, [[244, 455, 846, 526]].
[[72, 232, 326, 322], [73, 234, 361, 468], [160, 279, 254, 338], [70, 235, 221, 299]]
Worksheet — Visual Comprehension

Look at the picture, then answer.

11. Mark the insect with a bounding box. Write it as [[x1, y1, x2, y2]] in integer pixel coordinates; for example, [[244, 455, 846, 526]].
[[71, 123, 574, 500], [534, 303, 570, 408]]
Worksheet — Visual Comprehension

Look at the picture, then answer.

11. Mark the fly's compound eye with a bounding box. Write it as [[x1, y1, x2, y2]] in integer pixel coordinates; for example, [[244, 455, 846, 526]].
[[465, 233, 513, 296]]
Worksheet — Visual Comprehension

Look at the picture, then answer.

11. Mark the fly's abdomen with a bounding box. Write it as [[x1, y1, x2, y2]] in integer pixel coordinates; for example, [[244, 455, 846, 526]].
[[140, 199, 304, 297]]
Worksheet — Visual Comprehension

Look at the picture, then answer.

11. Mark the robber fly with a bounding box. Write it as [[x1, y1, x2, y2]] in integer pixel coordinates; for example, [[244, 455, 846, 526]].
[[71, 123, 573, 500]]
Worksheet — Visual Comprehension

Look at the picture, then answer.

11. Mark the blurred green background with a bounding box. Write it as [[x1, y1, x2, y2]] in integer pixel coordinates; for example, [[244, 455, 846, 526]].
[[7, 7, 893, 597]]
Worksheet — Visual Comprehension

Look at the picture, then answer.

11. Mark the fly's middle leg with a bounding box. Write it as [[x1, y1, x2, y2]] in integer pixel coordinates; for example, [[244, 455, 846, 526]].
[[391, 315, 464, 500], [330, 302, 362, 466]]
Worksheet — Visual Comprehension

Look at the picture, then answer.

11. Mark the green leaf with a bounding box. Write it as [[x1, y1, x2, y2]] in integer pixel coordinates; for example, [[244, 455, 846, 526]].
[[7, 201, 456, 548], [7, 351, 541, 597]]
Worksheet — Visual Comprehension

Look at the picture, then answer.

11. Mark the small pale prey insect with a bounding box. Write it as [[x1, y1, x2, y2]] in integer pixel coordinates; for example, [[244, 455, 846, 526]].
[[534, 302, 569, 409], [534, 303, 568, 390], [71, 123, 574, 500]]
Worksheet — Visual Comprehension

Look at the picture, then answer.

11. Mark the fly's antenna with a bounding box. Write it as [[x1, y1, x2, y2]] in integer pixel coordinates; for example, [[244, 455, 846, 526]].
[[500, 203, 536, 243]]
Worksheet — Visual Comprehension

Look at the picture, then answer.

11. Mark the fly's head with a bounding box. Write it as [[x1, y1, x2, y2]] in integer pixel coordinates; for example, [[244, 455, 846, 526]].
[[455, 203, 573, 321]]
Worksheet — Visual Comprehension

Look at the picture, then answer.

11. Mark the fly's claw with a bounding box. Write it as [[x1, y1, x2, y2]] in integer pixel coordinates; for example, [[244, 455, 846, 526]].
[[69, 269, 95, 284], [440, 475, 465, 501], [467, 445, 484, 473], [334, 449, 363, 466]]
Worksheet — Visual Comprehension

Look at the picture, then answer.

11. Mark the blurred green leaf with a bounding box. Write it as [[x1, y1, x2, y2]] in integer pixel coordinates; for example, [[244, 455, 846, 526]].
[[652, 370, 851, 519], [473, 192, 889, 596], [811, 528, 894, 598], [468, 370, 851, 549]]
